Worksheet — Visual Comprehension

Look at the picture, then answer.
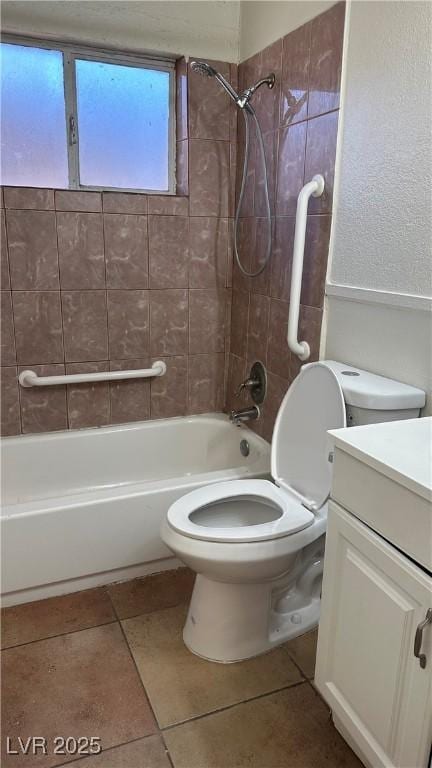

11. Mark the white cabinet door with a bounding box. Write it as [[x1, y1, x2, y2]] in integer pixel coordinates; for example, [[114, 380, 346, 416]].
[[315, 502, 432, 768]]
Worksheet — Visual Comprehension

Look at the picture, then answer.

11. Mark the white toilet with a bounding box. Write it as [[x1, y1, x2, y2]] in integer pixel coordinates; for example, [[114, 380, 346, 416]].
[[161, 361, 425, 663]]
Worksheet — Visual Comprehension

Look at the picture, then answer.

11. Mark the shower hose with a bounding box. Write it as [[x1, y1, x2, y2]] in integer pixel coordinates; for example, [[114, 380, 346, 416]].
[[234, 107, 272, 278]]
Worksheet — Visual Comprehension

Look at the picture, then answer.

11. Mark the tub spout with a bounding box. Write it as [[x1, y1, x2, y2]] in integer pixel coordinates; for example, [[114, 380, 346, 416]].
[[230, 405, 260, 425]]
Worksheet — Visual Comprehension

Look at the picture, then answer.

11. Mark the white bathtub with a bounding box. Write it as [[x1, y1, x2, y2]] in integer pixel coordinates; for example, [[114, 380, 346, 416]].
[[1, 414, 270, 606]]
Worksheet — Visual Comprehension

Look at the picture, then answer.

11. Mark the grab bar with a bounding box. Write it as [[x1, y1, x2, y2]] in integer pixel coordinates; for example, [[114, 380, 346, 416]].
[[18, 361, 167, 388], [287, 174, 325, 360]]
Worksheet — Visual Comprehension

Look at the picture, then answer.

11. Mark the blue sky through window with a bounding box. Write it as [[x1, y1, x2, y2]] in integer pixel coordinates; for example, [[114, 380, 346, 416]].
[[75, 59, 170, 190], [1, 43, 68, 187]]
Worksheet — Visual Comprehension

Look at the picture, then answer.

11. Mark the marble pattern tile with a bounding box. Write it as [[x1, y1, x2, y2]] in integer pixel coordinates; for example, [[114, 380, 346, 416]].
[[13, 291, 63, 364], [301, 214, 331, 307], [1, 209, 10, 289], [308, 1, 345, 118], [232, 218, 252, 294], [189, 217, 228, 288], [57, 212, 105, 289], [122, 603, 302, 727], [66, 361, 110, 429], [247, 293, 270, 363], [107, 290, 149, 360], [229, 290, 249, 358], [188, 353, 225, 413], [252, 39, 283, 135], [276, 121, 307, 216], [1, 587, 116, 649], [104, 213, 148, 289], [286, 628, 318, 679], [110, 358, 151, 424], [55, 190, 102, 212], [107, 567, 194, 620], [1, 624, 157, 768], [258, 370, 290, 443], [1, 291, 16, 366], [254, 130, 278, 217], [3, 186, 54, 210], [225, 353, 247, 412], [150, 355, 187, 418], [19, 363, 67, 434], [189, 139, 230, 217], [305, 110, 339, 214], [148, 195, 189, 216], [176, 139, 189, 197], [280, 22, 311, 127], [7, 210, 59, 289], [164, 683, 362, 768], [62, 290, 108, 362], [150, 289, 188, 356], [0, 366, 20, 436], [189, 60, 231, 141], [189, 288, 226, 354], [148, 215, 189, 289], [249, 217, 273, 296], [103, 192, 148, 214], [267, 298, 292, 379], [71, 736, 171, 768], [270, 216, 295, 301]]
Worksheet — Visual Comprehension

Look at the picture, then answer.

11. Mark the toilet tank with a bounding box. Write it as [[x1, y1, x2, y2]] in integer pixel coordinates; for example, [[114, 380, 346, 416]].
[[320, 361, 426, 427]]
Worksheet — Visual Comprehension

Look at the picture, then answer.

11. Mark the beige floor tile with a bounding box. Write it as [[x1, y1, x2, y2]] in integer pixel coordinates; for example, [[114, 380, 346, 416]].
[[164, 683, 364, 768], [1, 623, 157, 768], [285, 629, 318, 679], [70, 735, 171, 768], [122, 604, 303, 727], [108, 567, 195, 619], [1, 588, 116, 649]]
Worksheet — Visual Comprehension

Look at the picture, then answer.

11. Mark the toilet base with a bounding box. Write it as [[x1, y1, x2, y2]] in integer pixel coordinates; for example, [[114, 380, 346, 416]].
[[183, 561, 322, 663]]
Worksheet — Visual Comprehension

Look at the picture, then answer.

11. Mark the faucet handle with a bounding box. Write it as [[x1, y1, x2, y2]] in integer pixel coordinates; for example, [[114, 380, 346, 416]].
[[235, 377, 259, 397]]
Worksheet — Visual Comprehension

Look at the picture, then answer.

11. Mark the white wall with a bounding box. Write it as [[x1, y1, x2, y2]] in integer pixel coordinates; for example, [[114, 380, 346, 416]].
[[239, 0, 334, 60], [1, 1, 240, 62], [324, 0, 432, 410]]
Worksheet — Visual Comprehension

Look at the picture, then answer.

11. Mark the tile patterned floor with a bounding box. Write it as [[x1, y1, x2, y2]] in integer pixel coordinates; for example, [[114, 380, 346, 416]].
[[1, 568, 363, 768]]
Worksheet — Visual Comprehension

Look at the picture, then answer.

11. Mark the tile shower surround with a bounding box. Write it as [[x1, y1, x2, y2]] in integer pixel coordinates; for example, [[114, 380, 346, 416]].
[[0, 57, 237, 435], [0, 2, 344, 437], [228, 2, 345, 442]]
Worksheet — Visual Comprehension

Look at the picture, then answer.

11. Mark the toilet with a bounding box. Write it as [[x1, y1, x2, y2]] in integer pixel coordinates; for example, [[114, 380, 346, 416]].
[[161, 361, 425, 663]]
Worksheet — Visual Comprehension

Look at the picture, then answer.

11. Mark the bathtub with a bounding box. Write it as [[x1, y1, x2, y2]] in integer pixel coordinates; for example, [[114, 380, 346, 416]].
[[1, 414, 270, 606]]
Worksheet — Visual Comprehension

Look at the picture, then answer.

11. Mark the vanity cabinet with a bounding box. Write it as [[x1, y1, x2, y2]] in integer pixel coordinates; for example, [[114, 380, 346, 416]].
[[316, 502, 431, 768], [315, 418, 432, 768]]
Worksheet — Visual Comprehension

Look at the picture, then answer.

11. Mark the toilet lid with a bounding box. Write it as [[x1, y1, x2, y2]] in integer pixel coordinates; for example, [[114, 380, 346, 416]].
[[271, 362, 346, 508]]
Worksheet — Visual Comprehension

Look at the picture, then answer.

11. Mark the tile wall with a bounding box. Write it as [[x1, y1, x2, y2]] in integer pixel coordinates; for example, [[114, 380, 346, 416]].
[[0, 59, 237, 435], [226, 2, 345, 441]]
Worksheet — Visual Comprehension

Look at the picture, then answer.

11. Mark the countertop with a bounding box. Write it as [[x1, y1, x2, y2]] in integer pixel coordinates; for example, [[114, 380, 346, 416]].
[[328, 417, 432, 502]]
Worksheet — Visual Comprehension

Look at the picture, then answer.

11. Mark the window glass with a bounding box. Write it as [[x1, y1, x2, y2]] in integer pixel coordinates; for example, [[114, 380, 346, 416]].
[[75, 59, 170, 191], [0, 43, 68, 187]]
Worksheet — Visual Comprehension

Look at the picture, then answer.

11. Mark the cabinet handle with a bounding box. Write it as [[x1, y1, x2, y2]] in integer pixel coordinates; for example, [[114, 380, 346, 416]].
[[414, 608, 432, 669]]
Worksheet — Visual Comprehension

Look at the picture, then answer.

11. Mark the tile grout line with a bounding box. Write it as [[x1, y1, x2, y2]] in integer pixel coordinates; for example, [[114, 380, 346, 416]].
[[114, 609, 180, 768], [105, 586, 176, 765], [160, 677, 310, 733]]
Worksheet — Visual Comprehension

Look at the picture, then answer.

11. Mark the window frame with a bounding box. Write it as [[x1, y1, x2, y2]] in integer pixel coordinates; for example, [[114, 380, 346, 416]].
[[1, 34, 177, 194]]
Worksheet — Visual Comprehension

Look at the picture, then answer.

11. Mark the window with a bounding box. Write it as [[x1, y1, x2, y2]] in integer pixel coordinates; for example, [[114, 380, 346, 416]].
[[0, 38, 175, 193]]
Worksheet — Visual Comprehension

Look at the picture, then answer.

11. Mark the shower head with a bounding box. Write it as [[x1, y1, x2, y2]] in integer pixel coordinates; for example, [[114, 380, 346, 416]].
[[190, 59, 240, 104], [190, 60, 217, 78]]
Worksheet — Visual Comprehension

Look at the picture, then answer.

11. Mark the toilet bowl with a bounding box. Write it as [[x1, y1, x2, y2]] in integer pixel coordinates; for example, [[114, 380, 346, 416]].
[[161, 360, 425, 663], [161, 361, 346, 662]]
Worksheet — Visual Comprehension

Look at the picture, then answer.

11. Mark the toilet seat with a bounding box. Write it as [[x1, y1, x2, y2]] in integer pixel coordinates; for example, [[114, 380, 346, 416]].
[[167, 479, 314, 543], [167, 363, 346, 547]]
